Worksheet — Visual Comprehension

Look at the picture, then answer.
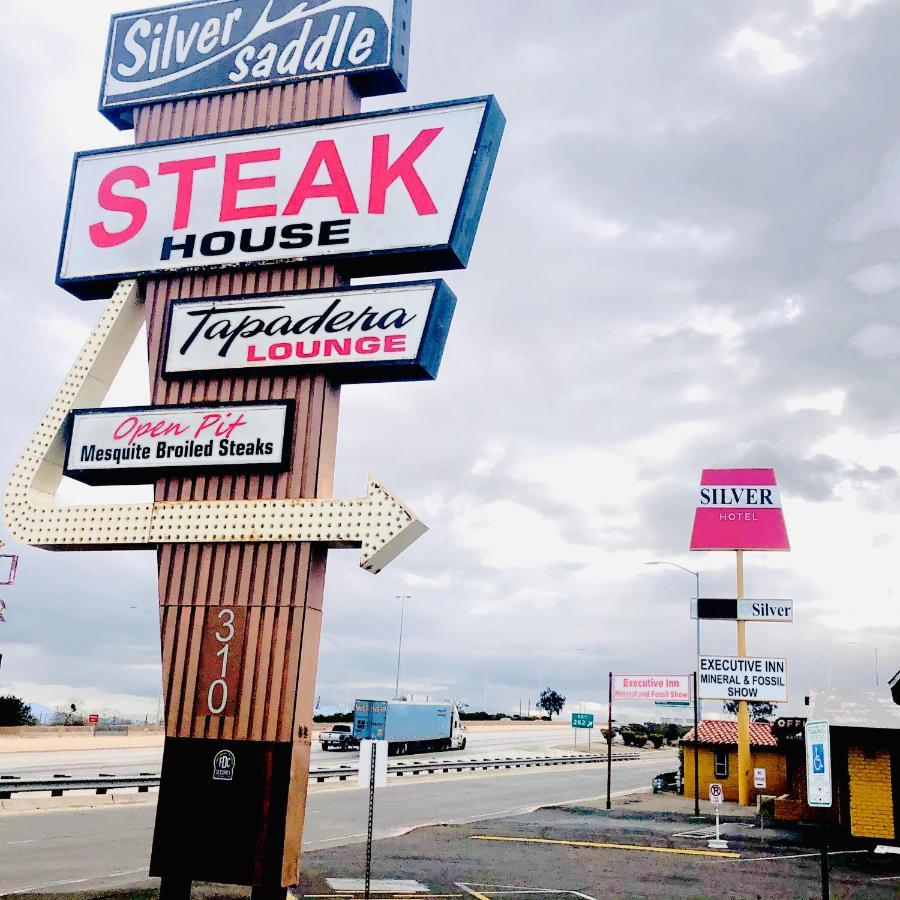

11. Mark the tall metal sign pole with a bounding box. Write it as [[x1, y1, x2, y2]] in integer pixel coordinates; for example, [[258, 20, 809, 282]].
[[4, 2, 504, 896], [691, 468, 790, 807]]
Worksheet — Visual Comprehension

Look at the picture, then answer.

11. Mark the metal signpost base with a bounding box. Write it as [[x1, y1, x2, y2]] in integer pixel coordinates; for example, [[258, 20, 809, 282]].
[[606, 672, 613, 810], [159, 876, 191, 900], [708, 807, 728, 850], [820, 814, 830, 900], [692, 671, 700, 817], [365, 742, 377, 900]]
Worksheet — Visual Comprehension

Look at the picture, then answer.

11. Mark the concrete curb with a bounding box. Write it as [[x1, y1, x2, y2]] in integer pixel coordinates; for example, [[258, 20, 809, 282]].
[[0, 790, 158, 814]]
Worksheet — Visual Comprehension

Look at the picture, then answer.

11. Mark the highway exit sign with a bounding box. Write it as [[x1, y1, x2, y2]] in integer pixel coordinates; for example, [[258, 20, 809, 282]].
[[571, 713, 594, 729]]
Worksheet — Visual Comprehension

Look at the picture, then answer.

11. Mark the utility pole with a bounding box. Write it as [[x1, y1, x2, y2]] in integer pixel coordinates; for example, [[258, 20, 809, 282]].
[[394, 595, 410, 700], [576, 648, 587, 713], [645, 561, 702, 718]]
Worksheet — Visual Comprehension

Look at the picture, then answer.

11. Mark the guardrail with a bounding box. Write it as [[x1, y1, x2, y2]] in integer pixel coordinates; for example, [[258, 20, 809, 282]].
[[311, 752, 640, 782], [0, 753, 642, 797], [0, 773, 159, 798]]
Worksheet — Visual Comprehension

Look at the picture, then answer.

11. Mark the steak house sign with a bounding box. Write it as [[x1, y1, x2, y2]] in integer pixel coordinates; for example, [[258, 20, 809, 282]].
[[58, 97, 504, 299], [6, 1, 507, 893], [100, 0, 411, 129]]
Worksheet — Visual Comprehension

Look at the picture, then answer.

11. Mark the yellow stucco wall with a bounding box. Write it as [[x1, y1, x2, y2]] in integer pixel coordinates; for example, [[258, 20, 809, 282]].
[[848, 745, 894, 839], [683, 746, 787, 804]]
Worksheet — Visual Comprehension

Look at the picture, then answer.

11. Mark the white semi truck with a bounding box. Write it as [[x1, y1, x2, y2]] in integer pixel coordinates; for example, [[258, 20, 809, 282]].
[[353, 699, 467, 755]]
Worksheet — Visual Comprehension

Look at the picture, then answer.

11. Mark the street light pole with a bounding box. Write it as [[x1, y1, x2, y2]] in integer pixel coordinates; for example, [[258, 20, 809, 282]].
[[843, 641, 880, 688], [645, 561, 702, 717], [394, 594, 410, 700], [576, 648, 588, 713]]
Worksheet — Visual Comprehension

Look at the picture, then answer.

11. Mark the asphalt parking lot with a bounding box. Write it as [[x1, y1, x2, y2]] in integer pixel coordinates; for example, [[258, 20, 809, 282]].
[[17, 793, 900, 898], [287, 797, 900, 900]]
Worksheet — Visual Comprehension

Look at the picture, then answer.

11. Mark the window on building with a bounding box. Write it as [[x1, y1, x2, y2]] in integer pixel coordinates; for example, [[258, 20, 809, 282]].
[[714, 750, 729, 778]]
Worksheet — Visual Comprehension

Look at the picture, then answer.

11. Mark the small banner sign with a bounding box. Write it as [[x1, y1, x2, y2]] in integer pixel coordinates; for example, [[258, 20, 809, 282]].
[[698, 655, 788, 703], [65, 401, 292, 485], [164, 280, 455, 382], [690, 468, 789, 551], [100, 0, 411, 129], [612, 675, 690, 703], [58, 96, 505, 299], [571, 712, 594, 729]]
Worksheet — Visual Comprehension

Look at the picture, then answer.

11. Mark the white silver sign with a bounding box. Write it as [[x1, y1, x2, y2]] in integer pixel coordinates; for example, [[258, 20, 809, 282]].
[[737, 599, 793, 622]]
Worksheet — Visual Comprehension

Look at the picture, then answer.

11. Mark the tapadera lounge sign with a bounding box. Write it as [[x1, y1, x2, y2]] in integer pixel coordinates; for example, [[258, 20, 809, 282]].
[[690, 468, 789, 551], [100, 0, 411, 129], [164, 280, 455, 382], [57, 97, 504, 299]]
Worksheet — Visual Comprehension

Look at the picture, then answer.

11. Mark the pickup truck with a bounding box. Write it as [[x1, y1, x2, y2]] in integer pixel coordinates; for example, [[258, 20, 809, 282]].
[[319, 723, 359, 751]]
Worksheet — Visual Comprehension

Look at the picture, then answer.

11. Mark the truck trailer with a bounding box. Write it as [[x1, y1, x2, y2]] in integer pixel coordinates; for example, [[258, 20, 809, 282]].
[[353, 699, 467, 755]]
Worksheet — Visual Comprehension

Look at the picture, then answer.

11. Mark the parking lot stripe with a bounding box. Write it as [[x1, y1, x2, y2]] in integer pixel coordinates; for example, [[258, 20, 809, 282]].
[[456, 884, 598, 900], [469, 835, 740, 859], [735, 850, 867, 863]]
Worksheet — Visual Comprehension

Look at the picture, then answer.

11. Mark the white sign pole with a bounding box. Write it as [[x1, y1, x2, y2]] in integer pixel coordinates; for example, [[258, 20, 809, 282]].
[[805, 721, 832, 900], [707, 783, 727, 849], [359, 739, 388, 900]]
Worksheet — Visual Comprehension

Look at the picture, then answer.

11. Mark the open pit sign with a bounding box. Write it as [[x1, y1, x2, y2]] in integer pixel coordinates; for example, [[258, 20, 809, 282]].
[[698, 655, 788, 702], [64, 401, 292, 485]]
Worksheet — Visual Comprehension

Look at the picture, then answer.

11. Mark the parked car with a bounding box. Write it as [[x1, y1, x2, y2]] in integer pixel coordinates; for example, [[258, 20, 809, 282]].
[[319, 723, 359, 751], [652, 771, 679, 793]]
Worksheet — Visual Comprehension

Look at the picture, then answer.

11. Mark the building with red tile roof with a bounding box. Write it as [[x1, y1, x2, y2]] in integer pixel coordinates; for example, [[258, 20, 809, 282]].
[[681, 720, 778, 748], [680, 719, 786, 804]]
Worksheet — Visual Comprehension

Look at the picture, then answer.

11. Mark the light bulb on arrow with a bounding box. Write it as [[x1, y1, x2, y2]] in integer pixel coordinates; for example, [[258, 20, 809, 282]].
[[3, 281, 427, 571]]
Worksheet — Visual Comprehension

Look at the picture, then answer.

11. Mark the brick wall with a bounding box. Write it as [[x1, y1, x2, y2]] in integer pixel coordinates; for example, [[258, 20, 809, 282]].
[[683, 746, 787, 804], [848, 745, 894, 839]]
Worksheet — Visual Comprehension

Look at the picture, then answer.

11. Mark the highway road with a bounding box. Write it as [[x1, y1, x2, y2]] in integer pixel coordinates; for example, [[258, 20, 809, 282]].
[[0, 752, 675, 895], [0, 725, 594, 780]]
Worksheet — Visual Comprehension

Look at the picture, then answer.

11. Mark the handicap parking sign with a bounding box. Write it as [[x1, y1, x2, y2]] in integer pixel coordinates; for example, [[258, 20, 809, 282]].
[[812, 743, 825, 774], [805, 721, 832, 807]]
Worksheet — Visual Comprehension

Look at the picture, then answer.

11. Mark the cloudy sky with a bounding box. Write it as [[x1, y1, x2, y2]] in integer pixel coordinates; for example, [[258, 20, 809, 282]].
[[1, 0, 898, 723]]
